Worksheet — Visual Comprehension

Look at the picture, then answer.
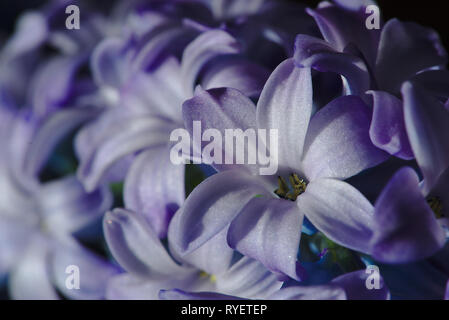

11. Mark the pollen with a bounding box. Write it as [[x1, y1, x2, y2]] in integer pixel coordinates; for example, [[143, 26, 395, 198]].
[[199, 271, 217, 283], [274, 173, 307, 201], [427, 196, 443, 218]]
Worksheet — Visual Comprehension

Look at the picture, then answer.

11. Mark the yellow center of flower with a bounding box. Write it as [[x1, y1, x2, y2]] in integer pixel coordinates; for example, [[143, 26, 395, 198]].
[[274, 173, 307, 201], [199, 271, 217, 283], [427, 196, 443, 218]]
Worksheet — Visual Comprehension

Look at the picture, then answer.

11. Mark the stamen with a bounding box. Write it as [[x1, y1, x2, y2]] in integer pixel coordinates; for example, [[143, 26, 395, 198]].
[[199, 271, 216, 283], [274, 173, 307, 201], [427, 196, 443, 218]]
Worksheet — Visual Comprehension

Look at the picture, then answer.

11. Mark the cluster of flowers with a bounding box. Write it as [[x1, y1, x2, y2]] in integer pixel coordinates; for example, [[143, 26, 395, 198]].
[[0, 0, 448, 300]]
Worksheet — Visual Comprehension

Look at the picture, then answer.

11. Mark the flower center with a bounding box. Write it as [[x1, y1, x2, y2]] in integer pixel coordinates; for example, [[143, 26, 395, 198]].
[[274, 173, 307, 201], [427, 196, 443, 218], [199, 271, 217, 283]]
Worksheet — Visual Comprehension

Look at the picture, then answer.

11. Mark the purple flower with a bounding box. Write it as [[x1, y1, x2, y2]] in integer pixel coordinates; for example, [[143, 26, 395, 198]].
[[0, 107, 118, 299], [370, 81, 449, 263], [103, 208, 282, 299], [171, 57, 388, 281], [294, 1, 448, 160]]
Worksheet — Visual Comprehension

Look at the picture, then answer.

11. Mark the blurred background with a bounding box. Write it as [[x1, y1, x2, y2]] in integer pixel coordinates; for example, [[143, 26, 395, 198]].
[[0, 0, 448, 49]]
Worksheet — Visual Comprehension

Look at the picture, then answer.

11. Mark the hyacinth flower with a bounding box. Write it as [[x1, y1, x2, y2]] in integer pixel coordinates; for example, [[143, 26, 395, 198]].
[[76, 25, 275, 239], [170, 57, 388, 282], [369, 80, 449, 263], [294, 0, 448, 161], [103, 208, 282, 299], [160, 269, 390, 300], [0, 105, 119, 299]]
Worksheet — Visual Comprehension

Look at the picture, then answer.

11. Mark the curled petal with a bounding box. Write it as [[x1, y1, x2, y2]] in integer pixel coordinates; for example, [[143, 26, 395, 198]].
[[124, 147, 184, 239], [294, 35, 370, 96], [104, 209, 193, 278], [38, 176, 113, 235], [371, 167, 446, 263], [159, 289, 242, 300], [181, 29, 241, 97], [368, 90, 413, 160]]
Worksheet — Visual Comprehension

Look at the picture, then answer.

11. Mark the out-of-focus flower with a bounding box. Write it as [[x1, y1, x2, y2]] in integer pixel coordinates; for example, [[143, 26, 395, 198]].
[[172, 57, 388, 281], [0, 103, 118, 300], [103, 208, 282, 299]]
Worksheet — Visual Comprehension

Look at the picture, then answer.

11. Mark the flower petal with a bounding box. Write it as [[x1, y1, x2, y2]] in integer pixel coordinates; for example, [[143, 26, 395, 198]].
[[227, 197, 305, 281], [168, 170, 272, 255], [294, 35, 370, 96], [103, 209, 193, 278], [39, 176, 113, 235], [402, 81, 449, 194], [159, 289, 242, 300], [256, 58, 312, 174], [124, 147, 184, 239], [368, 90, 413, 160], [181, 29, 241, 97], [298, 178, 374, 253], [269, 285, 346, 300], [51, 239, 120, 300], [371, 167, 446, 263], [376, 19, 448, 94], [302, 95, 388, 181], [182, 86, 257, 172], [215, 256, 283, 299], [9, 235, 58, 300], [331, 269, 390, 300], [77, 112, 177, 192]]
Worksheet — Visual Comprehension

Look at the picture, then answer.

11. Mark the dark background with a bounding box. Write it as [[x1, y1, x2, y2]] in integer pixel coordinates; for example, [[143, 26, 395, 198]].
[[0, 0, 448, 49]]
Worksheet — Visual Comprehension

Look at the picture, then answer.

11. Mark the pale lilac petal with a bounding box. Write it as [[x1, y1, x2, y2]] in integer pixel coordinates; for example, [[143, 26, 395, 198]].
[[306, 4, 380, 68], [181, 29, 241, 97], [402, 81, 449, 194], [215, 257, 283, 299], [331, 270, 390, 300], [269, 285, 346, 300], [298, 178, 374, 253], [23, 107, 101, 180], [91, 37, 129, 89], [256, 58, 312, 174], [376, 19, 448, 93], [30, 56, 81, 116], [446, 280, 449, 300], [429, 166, 449, 219], [302, 95, 388, 181], [201, 57, 270, 98], [368, 90, 413, 160], [371, 167, 446, 263], [168, 170, 273, 255], [0, 218, 36, 275], [38, 176, 113, 235], [103, 209, 193, 278], [77, 113, 177, 192], [228, 197, 305, 281], [105, 274, 199, 300], [120, 57, 184, 122], [176, 228, 234, 276], [411, 70, 449, 101], [124, 147, 184, 239], [294, 35, 370, 96], [51, 239, 120, 300], [182, 87, 257, 172], [9, 235, 58, 300]]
